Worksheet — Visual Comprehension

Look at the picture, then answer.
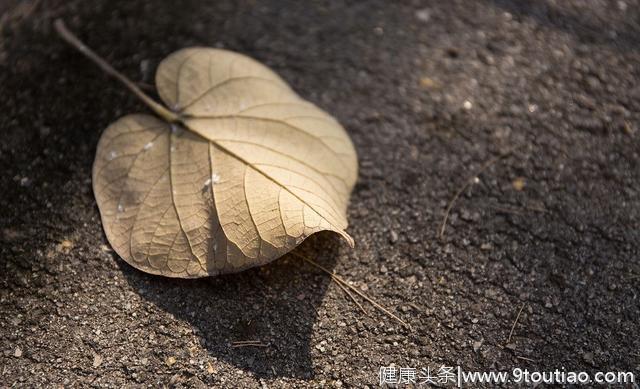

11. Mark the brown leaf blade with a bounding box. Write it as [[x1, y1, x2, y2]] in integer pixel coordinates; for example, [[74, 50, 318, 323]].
[[93, 48, 358, 277]]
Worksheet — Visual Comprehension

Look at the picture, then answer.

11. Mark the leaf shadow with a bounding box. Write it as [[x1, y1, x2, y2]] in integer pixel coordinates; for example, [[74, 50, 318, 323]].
[[119, 232, 341, 380]]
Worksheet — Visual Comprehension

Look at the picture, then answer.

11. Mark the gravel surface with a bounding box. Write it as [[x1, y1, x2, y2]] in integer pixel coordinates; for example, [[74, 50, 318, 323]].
[[1, 0, 639, 387]]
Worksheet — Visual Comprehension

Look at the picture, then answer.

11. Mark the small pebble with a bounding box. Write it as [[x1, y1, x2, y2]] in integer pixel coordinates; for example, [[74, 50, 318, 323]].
[[419, 77, 436, 88], [480, 243, 493, 251], [93, 354, 103, 368], [165, 356, 177, 367], [415, 8, 431, 22], [56, 239, 74, 254], [140, 59, 151, 81], [512, 177, 525, 191], [583, 352, 594, 365]]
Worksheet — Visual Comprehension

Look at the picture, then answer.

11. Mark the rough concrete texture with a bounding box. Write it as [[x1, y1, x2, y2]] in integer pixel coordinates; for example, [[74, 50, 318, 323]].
[[1, 0, 639, 387]]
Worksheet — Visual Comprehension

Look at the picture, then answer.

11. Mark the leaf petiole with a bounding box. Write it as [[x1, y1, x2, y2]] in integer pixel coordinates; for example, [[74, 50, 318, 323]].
[[54, 19, 180, 123]]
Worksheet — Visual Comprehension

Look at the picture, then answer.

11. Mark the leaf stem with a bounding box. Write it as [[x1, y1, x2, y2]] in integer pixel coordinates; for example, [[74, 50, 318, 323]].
[[54, 19, 179, 123], [437, 144, 523, 240], [292, 252, 411, 330]]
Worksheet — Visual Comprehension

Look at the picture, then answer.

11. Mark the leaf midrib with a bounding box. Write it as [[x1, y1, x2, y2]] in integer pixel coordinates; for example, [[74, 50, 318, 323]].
[[182, 118, 348, 233]]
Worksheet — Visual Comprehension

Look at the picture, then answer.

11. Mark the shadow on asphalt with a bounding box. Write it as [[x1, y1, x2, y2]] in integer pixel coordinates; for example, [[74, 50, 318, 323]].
[[119, 233, 339, 379]]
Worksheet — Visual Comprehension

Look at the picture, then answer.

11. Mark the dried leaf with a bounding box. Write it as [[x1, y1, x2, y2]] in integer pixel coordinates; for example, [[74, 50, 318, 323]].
[[84, 47, 357, 277]]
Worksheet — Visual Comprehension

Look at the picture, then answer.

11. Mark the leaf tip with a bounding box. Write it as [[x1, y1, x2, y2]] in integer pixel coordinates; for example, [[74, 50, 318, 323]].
[[340, 231, 355, 248]]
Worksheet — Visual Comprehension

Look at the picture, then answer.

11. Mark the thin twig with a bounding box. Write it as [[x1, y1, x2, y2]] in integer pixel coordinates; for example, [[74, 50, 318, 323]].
[[53, 19, 179, 123], [516, 355, 536, 362], [506, 303, 526, 345], [334, 278, 368, 315], [231, 341, 268, 348], [137, 82, 156, 92], [232, 340, 263, 344], [292, 252, 410, 329], [438, 146, 521, 239]]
